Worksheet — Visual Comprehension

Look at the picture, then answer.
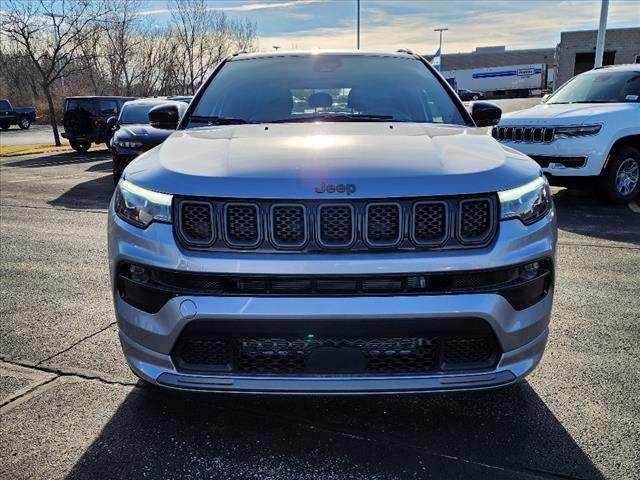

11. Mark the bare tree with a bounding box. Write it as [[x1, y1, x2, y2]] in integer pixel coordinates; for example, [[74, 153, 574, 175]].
[[170, 0, 257, 94], [0, 0, 110, 145]]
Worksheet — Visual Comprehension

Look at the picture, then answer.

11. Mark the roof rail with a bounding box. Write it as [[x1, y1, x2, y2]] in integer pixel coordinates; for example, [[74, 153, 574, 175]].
[[396, 48, 414, 55]]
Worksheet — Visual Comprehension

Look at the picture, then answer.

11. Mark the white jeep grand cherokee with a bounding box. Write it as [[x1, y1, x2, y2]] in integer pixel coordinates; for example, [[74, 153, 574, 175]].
[[494, 64, 640, 203]]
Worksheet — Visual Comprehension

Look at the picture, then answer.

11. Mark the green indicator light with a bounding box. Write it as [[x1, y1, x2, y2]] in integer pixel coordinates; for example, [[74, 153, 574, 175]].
[[307, 334, 315, 339]]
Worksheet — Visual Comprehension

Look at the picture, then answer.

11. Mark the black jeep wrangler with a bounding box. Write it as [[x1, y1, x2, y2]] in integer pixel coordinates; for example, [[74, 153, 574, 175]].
[[62, 96, 135, 152]]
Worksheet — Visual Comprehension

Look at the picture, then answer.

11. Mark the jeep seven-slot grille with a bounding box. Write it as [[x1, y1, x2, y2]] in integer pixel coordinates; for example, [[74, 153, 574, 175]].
[[175, 196, 497, 252], [173, 334, 499, 375], [492, 126, 555, 143]]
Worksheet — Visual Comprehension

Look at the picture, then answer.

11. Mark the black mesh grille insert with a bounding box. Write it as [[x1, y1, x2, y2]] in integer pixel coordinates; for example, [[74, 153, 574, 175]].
[[459, 199, 492, 243], [236, 337, 439, 374], [366, 204, 401, 246], [173, 334, 499, 375], [272, 205, 306, 247], [176, 339, 229, 370], [225, 203, 260, 247], [318, 205, 354, 247], [443, 337, 494, 365], [413, 202, 447, 245], [180, 202, 214, 245]]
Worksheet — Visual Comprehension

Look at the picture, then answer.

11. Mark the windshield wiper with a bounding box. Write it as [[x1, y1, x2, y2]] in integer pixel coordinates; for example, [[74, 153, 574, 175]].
[[189, 115, 250, 125], [269, 113, 395, 123]]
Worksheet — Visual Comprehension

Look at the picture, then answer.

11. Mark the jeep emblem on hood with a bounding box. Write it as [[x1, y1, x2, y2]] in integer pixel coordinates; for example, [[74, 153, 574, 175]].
[[315, 182, 357, 195]]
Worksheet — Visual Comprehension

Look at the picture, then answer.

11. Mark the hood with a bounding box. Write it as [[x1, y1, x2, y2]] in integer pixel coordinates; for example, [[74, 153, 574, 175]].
[[501, 102, 634, 125], [124, 123, 540, 199], [114, 124, 172, 144]]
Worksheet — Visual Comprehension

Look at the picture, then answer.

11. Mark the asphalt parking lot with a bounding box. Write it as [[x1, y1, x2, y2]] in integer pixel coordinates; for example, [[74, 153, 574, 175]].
[[1, 127, 639, 478]]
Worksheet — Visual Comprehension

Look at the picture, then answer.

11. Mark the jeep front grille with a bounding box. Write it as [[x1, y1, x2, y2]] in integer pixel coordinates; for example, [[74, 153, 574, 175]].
[[175, 195, 497, 252], [492, 126, 555, 143]]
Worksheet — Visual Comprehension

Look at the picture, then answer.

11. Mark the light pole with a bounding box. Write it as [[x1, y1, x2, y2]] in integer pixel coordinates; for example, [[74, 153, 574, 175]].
[[434, 27, 448, 53], [594, 0, 609, 68], [356, 0, 360, 50]]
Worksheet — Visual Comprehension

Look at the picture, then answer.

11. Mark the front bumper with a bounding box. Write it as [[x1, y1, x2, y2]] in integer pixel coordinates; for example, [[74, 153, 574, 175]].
[[498, 135, 607, 177], [108, 203, 557, 394]]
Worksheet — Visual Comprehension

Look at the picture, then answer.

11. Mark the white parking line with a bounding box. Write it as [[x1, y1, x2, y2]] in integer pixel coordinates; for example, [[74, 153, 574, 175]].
[[629, 201, 640, 214]]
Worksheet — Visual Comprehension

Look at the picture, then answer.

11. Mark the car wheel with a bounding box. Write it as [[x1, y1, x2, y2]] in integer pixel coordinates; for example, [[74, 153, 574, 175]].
[[600, 146, 640, 204], [1, 124, 9, 131], [18, 117, 31, 129], [69, 139, 91, 152], [472, 95, 479, 100]]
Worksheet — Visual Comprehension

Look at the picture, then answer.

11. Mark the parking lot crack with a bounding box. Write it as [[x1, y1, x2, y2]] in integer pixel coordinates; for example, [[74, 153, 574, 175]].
[[34, 321, 117, 367], [0, 357, 137, 389]]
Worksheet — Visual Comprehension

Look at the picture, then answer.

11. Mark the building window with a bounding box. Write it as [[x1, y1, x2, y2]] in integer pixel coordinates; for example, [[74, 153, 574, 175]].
[[635, 55, 640, 64]]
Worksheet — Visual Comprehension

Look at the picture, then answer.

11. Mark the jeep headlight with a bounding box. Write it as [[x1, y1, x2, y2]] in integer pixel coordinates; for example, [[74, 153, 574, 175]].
[[554, 124, 601, 139], [114, 180, 172, 228], [114, 141, 143, 149], [499, 176, 551, 225]]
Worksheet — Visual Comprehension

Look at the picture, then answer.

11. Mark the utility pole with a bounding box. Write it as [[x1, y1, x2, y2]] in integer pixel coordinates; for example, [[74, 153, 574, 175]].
[[356, 0, 360, 50], [434, 27, 448, 53], [594, 0, 609, 68]]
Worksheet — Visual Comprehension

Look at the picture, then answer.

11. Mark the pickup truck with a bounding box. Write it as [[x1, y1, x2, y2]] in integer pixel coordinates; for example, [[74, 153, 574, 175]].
[[0, 99, 37, 130]]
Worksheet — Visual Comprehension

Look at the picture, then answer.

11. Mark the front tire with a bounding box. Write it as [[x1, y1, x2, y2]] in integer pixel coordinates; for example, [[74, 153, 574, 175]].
[[1, 124, 9, 131], [69, 139, 91, 152], [599, 146, 640, 204], [472, 95, 479, 100], [18, 117, 31, 129]]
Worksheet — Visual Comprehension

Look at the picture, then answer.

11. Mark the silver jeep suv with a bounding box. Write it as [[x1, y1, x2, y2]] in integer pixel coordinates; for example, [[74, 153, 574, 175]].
[[108, 51, 557, 394]]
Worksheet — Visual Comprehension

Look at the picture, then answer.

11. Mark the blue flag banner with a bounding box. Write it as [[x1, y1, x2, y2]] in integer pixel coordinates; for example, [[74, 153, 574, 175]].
[[431, 48, 441, 71]]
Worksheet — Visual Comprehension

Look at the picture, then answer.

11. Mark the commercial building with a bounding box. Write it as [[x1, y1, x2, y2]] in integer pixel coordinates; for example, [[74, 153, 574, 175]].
[[432, 27, 640, 93], [555, 27, 640, 87]]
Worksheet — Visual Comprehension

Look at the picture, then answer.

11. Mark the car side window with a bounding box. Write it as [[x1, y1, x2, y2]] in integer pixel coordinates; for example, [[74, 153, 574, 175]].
[[0, 100, 10, 110], [100, 100, 119, 116]]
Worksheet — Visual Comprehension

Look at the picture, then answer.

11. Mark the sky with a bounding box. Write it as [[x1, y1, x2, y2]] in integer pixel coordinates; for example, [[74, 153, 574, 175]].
[[138, 0, 640, 54]]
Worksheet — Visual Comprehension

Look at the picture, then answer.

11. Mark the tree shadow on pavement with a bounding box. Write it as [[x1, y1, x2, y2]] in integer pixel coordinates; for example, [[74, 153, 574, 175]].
[[4, 150, 109, 169], [48, 174, 114, 210], [553, 189, 640, 245], [66, 381, 604, 480]]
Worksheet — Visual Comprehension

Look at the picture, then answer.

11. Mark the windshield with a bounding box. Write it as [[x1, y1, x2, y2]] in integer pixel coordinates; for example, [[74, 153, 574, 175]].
[[547, 70, 640, 104], [118, 103, 156, 124], [188, 55, 468, 126]]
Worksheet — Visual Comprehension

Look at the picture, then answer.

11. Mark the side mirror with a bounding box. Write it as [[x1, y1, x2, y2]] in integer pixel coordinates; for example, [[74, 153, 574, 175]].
[[149, 103, 180, 130], [107, 116, 118, 129], [470, 101, 501, 127]]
